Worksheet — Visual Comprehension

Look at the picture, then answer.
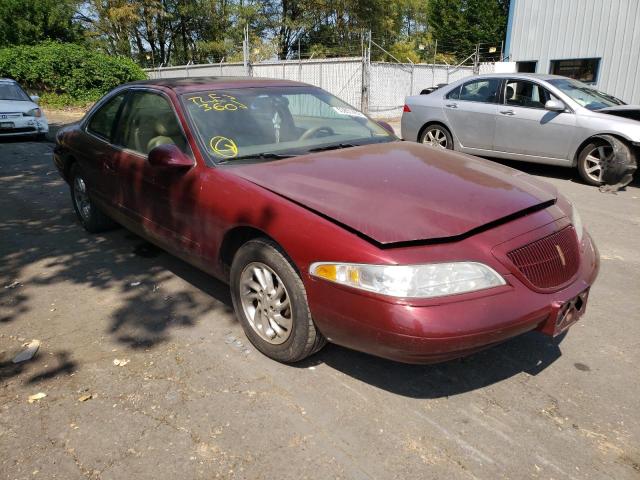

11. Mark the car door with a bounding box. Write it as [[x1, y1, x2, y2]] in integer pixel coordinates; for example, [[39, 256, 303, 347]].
[[81, 91, 127, 206], [443, 78, 501, 150], [112, 89, 201, 253], [493, 79, 576, 159]]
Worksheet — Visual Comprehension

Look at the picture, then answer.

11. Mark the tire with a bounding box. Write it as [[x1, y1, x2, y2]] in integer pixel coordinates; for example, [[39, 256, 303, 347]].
[[69, 163, 117, 233], [419, 124, 453, 150], [577, 135, 632, 186], [230, 238, 326, 363]]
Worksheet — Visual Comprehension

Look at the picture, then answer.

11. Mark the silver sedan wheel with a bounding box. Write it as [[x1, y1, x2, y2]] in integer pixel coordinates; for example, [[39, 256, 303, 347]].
[[583, 144, 612, 183], [239, 262, 293, 345], [73, 176, 91, 221], [422, 127, 448, 148]]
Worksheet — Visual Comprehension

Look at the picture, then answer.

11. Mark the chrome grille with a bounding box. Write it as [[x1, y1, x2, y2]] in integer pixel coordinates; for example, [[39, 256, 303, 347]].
[[507, 226, 580, 289]]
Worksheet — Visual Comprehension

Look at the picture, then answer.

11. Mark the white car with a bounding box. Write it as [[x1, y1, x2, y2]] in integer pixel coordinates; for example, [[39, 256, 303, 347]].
[[0, 78, 49, 139]]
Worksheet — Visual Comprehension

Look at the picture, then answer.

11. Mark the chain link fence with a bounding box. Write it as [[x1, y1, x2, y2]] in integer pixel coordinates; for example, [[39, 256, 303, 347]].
[[147, 58, 497, 118]]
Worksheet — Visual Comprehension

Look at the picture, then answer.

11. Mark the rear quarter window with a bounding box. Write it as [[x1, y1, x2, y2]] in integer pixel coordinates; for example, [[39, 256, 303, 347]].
[[87, 93, 126, 141]]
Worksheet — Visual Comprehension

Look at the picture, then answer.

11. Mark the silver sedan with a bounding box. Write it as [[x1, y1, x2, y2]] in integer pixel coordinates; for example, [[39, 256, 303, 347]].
[[401, 73, 640, 185]]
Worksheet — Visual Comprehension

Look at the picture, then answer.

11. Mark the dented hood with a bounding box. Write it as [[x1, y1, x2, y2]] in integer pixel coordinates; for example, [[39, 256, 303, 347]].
[[597, 105, 640, 121], [229, 142, 556, 244]]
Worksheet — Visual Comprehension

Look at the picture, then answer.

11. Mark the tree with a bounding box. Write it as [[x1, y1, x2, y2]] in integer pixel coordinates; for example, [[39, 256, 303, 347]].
[[0, 0, 83, 47], [427, 0, 508, 59]]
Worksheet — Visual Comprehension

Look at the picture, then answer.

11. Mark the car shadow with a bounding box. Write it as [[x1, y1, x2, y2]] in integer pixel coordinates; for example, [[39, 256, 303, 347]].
[[290, 331, 566, 399], [0, 143, 235, 384]]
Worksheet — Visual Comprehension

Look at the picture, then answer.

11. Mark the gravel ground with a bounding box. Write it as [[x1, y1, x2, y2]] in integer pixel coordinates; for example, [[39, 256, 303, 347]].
[[1, 116, 639, 479]]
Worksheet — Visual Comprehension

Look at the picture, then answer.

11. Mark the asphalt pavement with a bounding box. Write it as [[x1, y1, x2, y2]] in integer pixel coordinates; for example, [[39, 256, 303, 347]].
[[1, 119, 639, 479]]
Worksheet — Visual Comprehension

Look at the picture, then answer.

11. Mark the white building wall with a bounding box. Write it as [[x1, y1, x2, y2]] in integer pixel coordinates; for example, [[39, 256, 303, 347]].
[[507, 0, 640, 104]]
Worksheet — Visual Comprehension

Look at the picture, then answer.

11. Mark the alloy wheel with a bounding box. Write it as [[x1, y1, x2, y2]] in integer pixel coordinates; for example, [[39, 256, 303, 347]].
[[422, 127, 448, 148], [583, 144, 613, 183], [73, 176, 91, 221], [239, 262, 293, 345]]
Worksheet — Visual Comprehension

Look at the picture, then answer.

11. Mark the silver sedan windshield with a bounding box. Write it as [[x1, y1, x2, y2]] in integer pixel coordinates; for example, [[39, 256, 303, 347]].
[[547, 78, 625, 110]]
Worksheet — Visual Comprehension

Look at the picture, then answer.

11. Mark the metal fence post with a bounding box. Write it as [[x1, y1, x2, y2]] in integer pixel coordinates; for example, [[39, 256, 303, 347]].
[[432, 40, 437, 87], [360, 30, 371, 113], [409, 61, 414, 96], [243, 25, 251, 77], [473, 43, 480, 75], [298, 38, 302, 81]]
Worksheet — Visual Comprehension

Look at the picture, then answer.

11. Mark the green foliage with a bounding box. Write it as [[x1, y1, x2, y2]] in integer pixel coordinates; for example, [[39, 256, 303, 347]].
[[0, 0, 510, 69], [387, 40, 421, 64], [427, 0, 509, 58], [38, 92, 91, 109], [0, 42, 146, 106], [0, 0, 83, 47]]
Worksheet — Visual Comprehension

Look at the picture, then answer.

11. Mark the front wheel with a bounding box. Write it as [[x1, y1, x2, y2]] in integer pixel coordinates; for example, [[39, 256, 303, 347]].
[[230, 238, 326, 363], [577, 135, 633, 186], [419, 124, 453, 150]]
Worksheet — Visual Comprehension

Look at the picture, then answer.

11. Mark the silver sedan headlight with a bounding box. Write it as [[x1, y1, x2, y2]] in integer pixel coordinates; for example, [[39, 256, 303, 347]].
[[310, 262, 506, 299]]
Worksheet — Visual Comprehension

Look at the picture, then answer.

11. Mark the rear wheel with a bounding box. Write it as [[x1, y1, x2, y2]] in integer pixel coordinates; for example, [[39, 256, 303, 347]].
[[577, 135, 632, 186], [419, 124, 453, 150], [69, 164, 116, 233], [230, 238, 326, 363]]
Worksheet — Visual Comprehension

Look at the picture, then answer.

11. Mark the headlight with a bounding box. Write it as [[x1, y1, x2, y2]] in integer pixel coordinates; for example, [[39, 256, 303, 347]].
[[23, 108, 42, 118], [571, 204, 584, 242], [310, 262, 506, 298]]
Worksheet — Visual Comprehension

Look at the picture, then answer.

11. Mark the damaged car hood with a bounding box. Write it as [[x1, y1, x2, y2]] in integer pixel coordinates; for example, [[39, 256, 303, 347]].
[[230, 142, 556, 244], [597, 105, 640, 121]]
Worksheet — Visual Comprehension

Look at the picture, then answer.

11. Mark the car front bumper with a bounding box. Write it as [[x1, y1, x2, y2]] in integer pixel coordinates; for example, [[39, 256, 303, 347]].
[[305, 232, 599, 364], [0, 115, 48, 137]]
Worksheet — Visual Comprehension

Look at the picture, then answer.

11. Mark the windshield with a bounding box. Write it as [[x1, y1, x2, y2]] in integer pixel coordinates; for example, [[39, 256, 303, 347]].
[[547, 78, 625, 110], [181, 86, 394, 163], [0, 82, 30, 101]]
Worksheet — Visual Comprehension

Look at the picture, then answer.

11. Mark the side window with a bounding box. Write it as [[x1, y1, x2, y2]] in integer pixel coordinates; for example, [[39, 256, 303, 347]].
[[116, 91, 187, 155], [504, 80, 557, 109], [458, 79, 501, 103], [446, 85, 461, 100], [87, 93, 125, 141]]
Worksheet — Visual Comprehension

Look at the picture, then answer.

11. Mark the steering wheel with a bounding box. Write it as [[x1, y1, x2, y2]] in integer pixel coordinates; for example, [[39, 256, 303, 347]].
[[300, 126, 335, 140]]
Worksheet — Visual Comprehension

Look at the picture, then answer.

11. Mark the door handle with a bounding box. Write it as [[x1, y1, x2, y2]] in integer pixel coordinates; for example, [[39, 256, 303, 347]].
[[500, 109, 515, 115], [445, 103, 458, 108]]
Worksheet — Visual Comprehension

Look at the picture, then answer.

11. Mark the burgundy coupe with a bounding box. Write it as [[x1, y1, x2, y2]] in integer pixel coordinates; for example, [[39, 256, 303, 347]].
[[53, 78, 599, 364]]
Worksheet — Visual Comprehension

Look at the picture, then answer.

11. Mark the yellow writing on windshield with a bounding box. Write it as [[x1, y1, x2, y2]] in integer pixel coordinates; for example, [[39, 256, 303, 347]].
[[209, 136, 238, 158], [187, 93, 247, 112]]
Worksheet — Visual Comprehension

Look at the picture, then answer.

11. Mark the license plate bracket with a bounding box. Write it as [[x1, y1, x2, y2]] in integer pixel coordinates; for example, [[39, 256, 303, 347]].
[[540, 289, 590, 337]]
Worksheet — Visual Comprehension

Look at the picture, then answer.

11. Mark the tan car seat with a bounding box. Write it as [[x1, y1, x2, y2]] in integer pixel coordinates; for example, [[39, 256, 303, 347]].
[[146, 114, 183, 153]]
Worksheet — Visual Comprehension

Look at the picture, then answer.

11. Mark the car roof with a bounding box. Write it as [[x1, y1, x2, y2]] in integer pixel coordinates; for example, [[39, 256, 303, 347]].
[[0, 78, 17, 83], [125, 76, 313, 94], [469, 72, 566, 81]]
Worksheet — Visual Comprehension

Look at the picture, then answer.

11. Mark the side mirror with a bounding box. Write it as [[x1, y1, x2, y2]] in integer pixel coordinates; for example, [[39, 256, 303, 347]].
[[545, 99, 565, 112], [30, 95, 40, 104], [376, 120, 395, 135], [148, 144, 194, 170]]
